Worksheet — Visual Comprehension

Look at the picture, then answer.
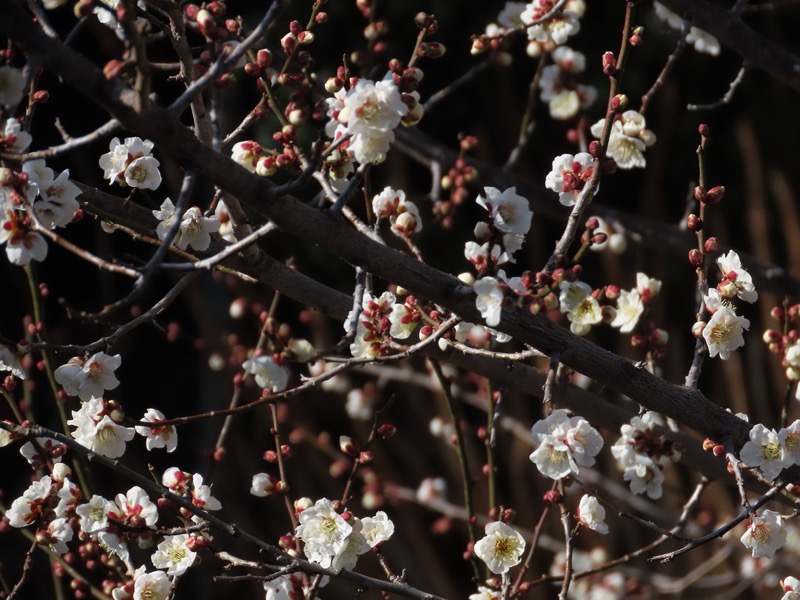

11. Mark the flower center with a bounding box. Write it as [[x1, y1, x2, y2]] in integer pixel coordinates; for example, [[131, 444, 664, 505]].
[[763, 442, 782, 461]]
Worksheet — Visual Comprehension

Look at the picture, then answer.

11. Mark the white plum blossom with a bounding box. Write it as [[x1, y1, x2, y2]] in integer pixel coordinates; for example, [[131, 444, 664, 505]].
[[0, 212, 48, 265], [521, 0, 581, 46], [716, 250, 758, 303], [371, 187, 422, 238], [42, 518, 74, 555], [329, 79, 407, 164], [610, 289, 644, 333], [654, 3, 720, 56], [530, 410, 603, 480], [68, 397, 135, 459], [475, 187, 533, 255], [6, 476, 54, 527], [250, 472, 280, 497], [545, 152, 595, 207], [416, 477, 447, 503], [176, 206, 220, 251], [702, 304, 749, 360], [231, 141, 262, 172], [2, 118, 32, 152], [464, 241, 509, 271], [0, 66, 25, 107], [473, 521, 526, 574], [360, 511, 394, 548], [469, 586, 501, 600], [563, 288, 602, 336], [132, 570, 170, 600], [474, 276, 504, 327], [263, 573, 304, 600], [740, 509, 787, 558], [190, 473, 222, 510], [612, 412, 679, 499], [76, 495, 115, 534], [99, 137, 161, 189], [151, 533, 197, 576], [0, 344, 25, 379], [242, 355, 289, 393], [577, 495, 608, 535], [331, 525, 371, 573], [779, 420, 800, 466], [538, 47, 596, 120], [636, 272, 662, 301], [31, 168, 82, 229], [782, 577, 800, 600], [622, 455, 665, 499], [135, 408, 178, 452], [54, 351, 121, 401], [739, 424, 789, 480], [590, 110, 656, 170], [295, 498, 353, 570]]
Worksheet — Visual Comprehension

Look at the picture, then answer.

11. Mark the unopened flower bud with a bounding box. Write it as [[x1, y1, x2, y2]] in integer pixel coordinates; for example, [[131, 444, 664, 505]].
[[602, 51, 617, 77], [339, 435, 361, 457], [694, 186, 707, 202], [611, 94, 628, 112], [33, 90, 49, 103], [543, 490, 562, 505], [377, 423, 396, 439], [687, 214, 703, 231], [705, 186, 725, 204], [699, 123, 710, 138], [417, 42, 446, 59], [704, 237, 719, 253], [692, 321, 706, 337], [629, 26, 644, 46], [688, 248, 703, 266], [588, 140, 602, 157]]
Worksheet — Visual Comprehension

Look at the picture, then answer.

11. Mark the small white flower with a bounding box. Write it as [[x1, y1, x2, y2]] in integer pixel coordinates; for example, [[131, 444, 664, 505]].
[[250, 472, 280, 497], [176, 206, 220, 251], [530, 410, 603, 479], [242, 355, 289, 393], [610, 289, 644, 333], [739, 424, 788, 480], [191, 472, 222, 510], [231, 141, 262, 172], [295, 498, 353, 569], [2, 118, 32, 152], [473, 521, 526, 574], [43, 517, 74, 554], [635, 272, 662, 301], [622, 455, 665, 499], [132, 570, 170, 600], [0, 344, 25, 379], [151, 533, 197, 576], [76, 495, 114, 534], [558, 280, 592, 313], [716, 250, 757, 303], [702, 305, 749, 360], [33, 170, 82, 229], [416, 477, 447, 503], [590, 110, 655, 170], [544, 153, 595, 207], [740, 509, 787, 558], [567, 293, 602, 336], [577, 495, 608, 535], [263, 573, 303, 600], [68, 397, 134, 459], [135, 408, 178, 452], [124, 156, 161, 190], [476, 187, 533, 237], [779, 420, 800, 466], [0, 66, 25, 107], [360, 511, 394, 547], [54, 351, 122, 401], [781, 576, 800, 600], [6, 476, 54, 527], [522, 1, 581, 45], [0, 212, 48, 265], [474, 276, 504, 327], [338, 79, 406, 136]]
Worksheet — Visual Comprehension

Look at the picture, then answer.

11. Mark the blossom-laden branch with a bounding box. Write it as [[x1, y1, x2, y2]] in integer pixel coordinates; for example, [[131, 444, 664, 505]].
[[0, 421, 446, 600]]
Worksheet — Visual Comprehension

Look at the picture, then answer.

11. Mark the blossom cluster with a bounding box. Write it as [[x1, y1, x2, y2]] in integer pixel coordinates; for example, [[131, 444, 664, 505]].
[[99, 136, 162, 190], [372, 186, 422, 238], [739, 420, 800, 481], [695, 250, 755, 360], [590, 110, 656, 170], [611, 411, 682, 499], [152, 198, 221, 252], [326, 78, 409, 165], [347, 290, 423, 358], [294, 498, 394, 573], [538, 46, 596, 120], [529, 409, 603, 480]]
